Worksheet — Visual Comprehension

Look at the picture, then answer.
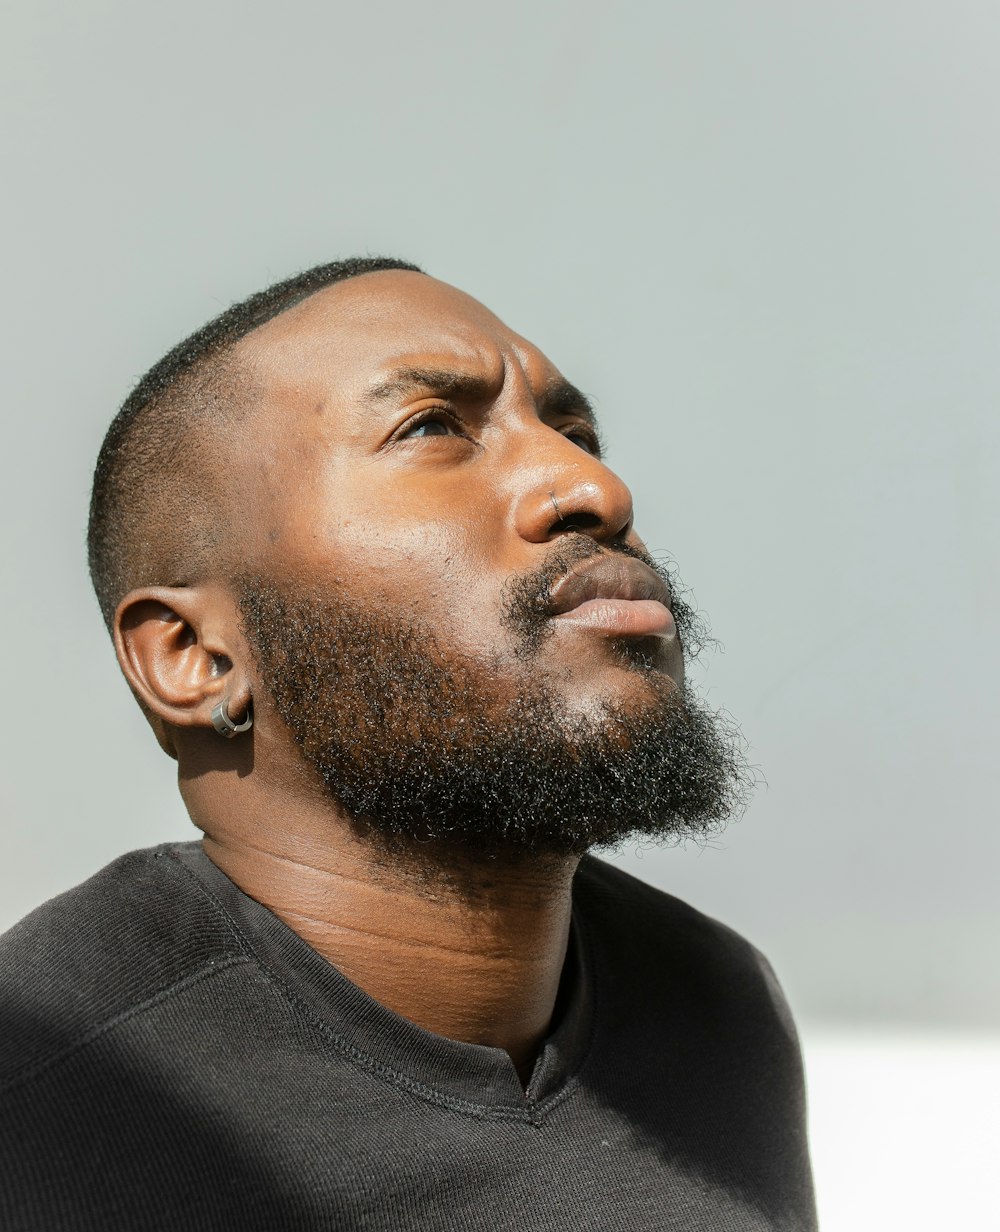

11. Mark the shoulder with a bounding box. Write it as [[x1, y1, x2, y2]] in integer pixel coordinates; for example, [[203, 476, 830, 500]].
[[574, 854, 800, 1039], [575, 851, 754, 955], [573, 858, 815, 1224], [0, 843, 245, 1091]]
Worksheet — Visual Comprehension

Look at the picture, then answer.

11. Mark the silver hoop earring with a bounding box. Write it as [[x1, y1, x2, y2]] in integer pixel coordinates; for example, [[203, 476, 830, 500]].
[[211, 698, 253, 738]]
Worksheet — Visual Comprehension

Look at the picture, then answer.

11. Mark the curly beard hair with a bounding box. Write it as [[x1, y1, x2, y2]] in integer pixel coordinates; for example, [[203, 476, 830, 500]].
[[236, 540, 751, 868]]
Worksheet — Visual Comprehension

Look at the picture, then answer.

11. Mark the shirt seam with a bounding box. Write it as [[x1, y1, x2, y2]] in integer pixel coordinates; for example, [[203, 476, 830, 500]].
[[0, 955, 251, 1097]]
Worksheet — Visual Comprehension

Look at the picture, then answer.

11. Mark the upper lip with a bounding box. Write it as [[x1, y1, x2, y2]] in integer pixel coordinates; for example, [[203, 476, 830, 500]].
[[546, 554, 671, 617]]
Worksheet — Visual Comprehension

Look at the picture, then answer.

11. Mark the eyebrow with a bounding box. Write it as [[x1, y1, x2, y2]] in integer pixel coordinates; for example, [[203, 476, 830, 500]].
[[366, 366, 599, 428]]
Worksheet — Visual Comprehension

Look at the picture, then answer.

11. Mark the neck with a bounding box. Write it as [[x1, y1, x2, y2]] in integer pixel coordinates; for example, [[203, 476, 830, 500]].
[[195, 797, 578, 1086]]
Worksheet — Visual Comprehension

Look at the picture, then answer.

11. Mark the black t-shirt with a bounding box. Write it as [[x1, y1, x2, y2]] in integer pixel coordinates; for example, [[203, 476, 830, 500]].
[[0, 843, 816, 1230]]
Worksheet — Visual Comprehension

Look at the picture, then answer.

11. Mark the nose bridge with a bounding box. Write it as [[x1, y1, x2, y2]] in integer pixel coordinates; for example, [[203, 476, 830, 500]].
[[507, 409, 635, 545]]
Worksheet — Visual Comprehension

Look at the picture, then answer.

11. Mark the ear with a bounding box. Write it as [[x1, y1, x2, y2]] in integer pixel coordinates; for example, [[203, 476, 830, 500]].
[[114, 586, 252, 753]]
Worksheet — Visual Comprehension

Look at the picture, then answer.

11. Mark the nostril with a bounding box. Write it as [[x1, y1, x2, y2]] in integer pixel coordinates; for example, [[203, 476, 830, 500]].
[[528, 476, 634, 546], [552, 512, 603, 535]]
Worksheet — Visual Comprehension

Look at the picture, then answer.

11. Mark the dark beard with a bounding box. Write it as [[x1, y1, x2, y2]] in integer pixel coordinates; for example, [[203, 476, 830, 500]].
[[235, 542, 751, 866]]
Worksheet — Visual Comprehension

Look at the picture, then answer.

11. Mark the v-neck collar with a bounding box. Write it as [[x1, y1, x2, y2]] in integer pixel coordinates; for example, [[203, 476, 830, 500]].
[[172, 843, 595, 1118]]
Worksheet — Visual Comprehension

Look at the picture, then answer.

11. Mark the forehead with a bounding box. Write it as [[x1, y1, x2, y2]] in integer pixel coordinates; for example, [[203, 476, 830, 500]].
[[234, 269, 556, 398]]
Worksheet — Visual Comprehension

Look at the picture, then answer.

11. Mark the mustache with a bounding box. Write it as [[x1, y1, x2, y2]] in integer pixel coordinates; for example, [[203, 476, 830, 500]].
[[500, 536, 711, 658]]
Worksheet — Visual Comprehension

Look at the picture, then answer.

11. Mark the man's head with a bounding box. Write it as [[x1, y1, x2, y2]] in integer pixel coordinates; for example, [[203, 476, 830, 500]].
[[91, 260, 749, 865]]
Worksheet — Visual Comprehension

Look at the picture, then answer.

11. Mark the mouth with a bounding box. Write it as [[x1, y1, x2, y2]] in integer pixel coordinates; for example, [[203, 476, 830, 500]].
[[546, 555, 676, 639]]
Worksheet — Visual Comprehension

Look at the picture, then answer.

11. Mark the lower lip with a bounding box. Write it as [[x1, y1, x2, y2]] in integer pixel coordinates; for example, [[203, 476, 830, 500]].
[[551, 598, 676, 638]]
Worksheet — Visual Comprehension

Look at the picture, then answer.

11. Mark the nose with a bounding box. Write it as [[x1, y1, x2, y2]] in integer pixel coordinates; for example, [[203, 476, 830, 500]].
[[512, 427, 635, 546]]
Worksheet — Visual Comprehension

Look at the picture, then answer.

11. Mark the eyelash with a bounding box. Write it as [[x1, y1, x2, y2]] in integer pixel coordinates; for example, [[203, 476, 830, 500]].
[[397, 408, 467, 440], [396, 408, 602, 455], [564, 425, 603, 455]]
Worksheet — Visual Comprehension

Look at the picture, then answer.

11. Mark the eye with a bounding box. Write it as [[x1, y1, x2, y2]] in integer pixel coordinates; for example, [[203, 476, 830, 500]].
[[407, 417, 453, 438], [562, 424, 603, 456], [397, 410, 465, 441]]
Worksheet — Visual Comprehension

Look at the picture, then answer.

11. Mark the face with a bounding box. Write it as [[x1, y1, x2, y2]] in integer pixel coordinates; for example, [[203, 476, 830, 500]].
[[227, 271, 748, 858], [234, 270, 682, 714]]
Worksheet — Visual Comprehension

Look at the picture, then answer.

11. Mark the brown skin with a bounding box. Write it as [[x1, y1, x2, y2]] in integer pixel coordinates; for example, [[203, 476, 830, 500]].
[[115, 271, 683, 1085]]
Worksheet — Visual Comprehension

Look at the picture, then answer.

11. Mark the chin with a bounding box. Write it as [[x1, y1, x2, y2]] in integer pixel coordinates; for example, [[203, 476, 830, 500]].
[[560, 662, 682, 728]]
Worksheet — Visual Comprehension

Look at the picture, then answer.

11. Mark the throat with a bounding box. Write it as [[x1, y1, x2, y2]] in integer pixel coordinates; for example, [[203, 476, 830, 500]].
[[200, 826, 579, 1086]]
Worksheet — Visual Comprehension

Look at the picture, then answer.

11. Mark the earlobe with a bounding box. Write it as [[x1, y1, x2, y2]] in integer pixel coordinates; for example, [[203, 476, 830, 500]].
[[114, 586, 250, 734], [210, 697, 254, 738]]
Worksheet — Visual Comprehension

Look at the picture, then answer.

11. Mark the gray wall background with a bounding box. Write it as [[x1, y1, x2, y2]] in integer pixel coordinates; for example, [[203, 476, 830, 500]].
[[2, 0, 997, 1031]]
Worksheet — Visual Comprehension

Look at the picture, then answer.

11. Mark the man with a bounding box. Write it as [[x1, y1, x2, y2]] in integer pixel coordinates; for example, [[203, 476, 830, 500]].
[[0, 258, 816, 1230]]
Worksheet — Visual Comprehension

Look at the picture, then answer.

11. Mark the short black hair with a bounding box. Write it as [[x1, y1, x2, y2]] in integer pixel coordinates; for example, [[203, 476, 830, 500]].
[[87, 256, 424, 629]]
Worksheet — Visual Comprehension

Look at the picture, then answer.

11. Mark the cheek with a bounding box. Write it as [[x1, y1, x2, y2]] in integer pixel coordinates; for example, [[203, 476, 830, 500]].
[[246, 441, 508, 634], [280, 501, 501, 630]]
